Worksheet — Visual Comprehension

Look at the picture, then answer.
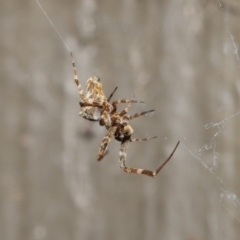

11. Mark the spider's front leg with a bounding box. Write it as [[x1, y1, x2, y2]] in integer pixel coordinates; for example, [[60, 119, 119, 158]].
[[111, 99, 145, 113], [70, 52, 86, 102], [97, 126, 117, 161], [117, 97, 155, 120], [119, 140, 180, 177]]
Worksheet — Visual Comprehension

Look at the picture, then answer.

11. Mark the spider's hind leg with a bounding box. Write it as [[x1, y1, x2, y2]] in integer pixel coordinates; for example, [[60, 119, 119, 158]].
[[119, 140, 180, 177], [119, 140, 156, 177]]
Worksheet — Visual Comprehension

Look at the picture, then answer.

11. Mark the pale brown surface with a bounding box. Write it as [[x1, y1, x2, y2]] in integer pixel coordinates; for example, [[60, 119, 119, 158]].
[[1, 0, 240, 239]]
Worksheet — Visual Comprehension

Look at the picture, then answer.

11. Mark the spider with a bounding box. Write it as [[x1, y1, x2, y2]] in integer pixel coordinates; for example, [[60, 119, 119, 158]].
[[71, 52, 180, 177]]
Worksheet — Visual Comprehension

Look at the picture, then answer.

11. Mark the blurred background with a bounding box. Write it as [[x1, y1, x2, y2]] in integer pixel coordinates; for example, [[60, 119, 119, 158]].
[[1, 0, 240, 239]]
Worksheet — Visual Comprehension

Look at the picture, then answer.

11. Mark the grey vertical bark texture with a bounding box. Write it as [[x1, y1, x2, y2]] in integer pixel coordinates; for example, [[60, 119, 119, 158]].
[[1, 0, 240, 239]]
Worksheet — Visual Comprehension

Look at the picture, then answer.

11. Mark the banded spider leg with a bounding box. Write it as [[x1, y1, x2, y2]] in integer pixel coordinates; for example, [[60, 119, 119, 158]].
[[97, 126, 117, 161], [115, 97, 157, 144], [97, 97, 150, 161], [71, 52, 86, 102], [119, 140, 180, 177], [97, 98, 136, 161], [71, 52, 106, 109]]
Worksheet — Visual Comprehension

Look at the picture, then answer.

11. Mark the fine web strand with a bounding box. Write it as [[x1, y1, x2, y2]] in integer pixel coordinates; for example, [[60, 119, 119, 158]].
[[216, 0, 240, 67], [181, 142, 226, 187], [182, 141, 240, 224], [224, 9, 240, 67], [222, 204, 240, 224], [204, 110, 240, 128], [199, 1, 240, 224], [35, 0, 71, 53], [182, 109, 240, 223]]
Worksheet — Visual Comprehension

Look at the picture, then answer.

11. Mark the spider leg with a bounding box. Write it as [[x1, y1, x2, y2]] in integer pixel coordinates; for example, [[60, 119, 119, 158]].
[[115, 135, 157, 143], [107, 86, 118, 102], [110, 94, 145, 113], [130, 136, 157, 142], [113, 99, 145, 105], [97, 126, 117, 161], [112, 99, 145, 112], [70, 52, 86, 101], [119, 140, 180, 177], [153, 141, 180, 175], [119, 97, 134, 116], [125, 109, 155, 120], [119, 94, 143, 117]]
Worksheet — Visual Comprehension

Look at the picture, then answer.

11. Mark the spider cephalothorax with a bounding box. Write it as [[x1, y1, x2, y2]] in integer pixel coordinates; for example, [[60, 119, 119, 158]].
[[71, 52, 180, 177], [77, 76, 109, 121]]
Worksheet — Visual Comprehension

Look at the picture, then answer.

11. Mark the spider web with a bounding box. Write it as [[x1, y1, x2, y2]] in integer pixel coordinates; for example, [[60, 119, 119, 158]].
[[174, 3, 240, 238], [183, 111, 240, 220], [35, 0, 240, 239], [184, 0, 240, 219], [4, 0, 240, 239]]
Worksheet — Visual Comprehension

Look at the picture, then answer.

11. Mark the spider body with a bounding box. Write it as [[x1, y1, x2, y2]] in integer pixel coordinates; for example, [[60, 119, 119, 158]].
[[78, 76, 110, 121], [71, 52, 180, 177]]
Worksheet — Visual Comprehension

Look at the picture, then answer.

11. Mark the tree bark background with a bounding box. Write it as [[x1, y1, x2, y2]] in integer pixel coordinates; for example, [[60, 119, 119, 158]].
[[1, 0, 240, 239]]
